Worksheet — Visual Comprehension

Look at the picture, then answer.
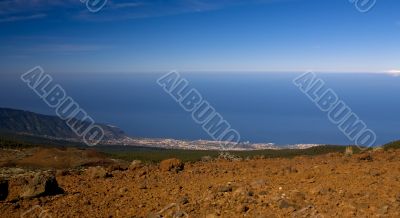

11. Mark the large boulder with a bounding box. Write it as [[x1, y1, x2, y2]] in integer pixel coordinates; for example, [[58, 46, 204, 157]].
[[21, 173, 64, 199], [85, 166, 112, 179], [0, 178, 8, 200], [160, 158, 184, 172]]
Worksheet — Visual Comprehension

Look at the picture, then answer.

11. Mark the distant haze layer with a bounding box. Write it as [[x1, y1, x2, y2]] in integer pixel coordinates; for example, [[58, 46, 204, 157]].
[[1, 72, 399, 146]]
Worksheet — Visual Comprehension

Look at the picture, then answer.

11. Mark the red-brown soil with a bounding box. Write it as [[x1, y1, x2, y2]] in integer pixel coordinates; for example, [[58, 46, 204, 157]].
[[1, 148, 400, 217]]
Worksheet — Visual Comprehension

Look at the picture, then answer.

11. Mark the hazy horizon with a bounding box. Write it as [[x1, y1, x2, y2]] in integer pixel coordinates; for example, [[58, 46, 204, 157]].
[[2, 72, 399, 146]]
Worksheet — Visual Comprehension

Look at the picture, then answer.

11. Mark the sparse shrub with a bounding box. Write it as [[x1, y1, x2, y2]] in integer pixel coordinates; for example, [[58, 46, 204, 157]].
[[372, 147, 383, 152], [218, 152, 241, 161], [383, 140, 400, 150]]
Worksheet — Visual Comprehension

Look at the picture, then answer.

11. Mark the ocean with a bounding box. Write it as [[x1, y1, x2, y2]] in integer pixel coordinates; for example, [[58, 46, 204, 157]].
[[1, 72, 400, 146]]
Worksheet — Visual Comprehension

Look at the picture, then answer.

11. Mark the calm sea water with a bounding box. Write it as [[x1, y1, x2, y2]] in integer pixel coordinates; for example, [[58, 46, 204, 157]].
[[1, 72, 400, 146]]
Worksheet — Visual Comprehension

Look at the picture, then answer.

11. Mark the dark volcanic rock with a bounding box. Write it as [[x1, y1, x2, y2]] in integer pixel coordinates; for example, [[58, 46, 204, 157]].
[[358, 153, 373, 162], [0, 178, 8, 200]]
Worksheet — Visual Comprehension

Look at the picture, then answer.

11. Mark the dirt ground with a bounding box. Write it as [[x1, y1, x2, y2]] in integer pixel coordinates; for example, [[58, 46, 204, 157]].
[[1, 148, 400, 217]]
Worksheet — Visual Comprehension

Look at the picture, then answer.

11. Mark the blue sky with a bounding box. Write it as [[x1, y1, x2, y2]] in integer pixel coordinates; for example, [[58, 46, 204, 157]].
[[0, 0, 399, 74]]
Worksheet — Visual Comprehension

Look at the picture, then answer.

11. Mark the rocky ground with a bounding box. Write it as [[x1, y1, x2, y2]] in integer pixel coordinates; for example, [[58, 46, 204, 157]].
[[0, 148, 400, 217]]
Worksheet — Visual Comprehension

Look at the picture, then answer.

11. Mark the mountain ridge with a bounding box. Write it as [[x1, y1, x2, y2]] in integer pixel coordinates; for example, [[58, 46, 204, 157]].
[[0, 107, 127, 142]]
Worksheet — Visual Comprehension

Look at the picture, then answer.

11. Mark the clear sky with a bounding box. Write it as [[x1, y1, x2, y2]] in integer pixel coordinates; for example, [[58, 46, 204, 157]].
[[0, 0, 399, 74]]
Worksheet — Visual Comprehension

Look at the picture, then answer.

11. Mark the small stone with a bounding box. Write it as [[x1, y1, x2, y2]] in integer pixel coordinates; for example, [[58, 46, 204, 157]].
[[356, 202, 369, 210], [12, 202, 20, 209], [218, 186, 232, 193], [237, 204, 249, 213], [378, 205, 389, 215], [259, 191, 268, 196], [279, 199, 294, 209], [180, 196, 189, 205], [369, 169, 381, 177], [119, 187, 128, 194], [83, 198, 91, 205], [291, 191, 306, 205], [138, 169, 147, 177], [174, 211, 187, 217]]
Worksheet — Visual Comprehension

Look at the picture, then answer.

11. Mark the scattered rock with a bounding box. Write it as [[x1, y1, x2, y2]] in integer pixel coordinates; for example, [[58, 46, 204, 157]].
[[1, 147, 400, 217], [159, 158, 184, 172], [21, 173, 64, 198]]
